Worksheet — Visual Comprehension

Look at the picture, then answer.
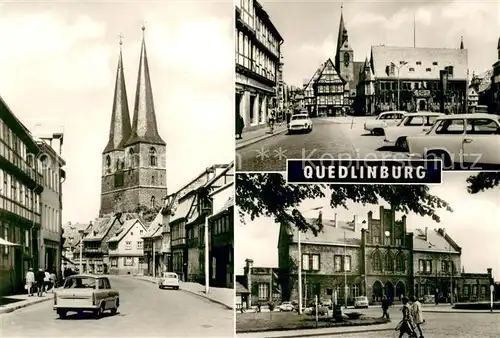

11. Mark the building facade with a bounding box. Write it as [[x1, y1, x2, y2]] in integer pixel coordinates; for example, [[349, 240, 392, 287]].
[[236, 260, 280, 307], [107, 218, 146, 275], [313, 59, 346, 116], [235, 0, 283, 132], [100, 28, 167, 216], [142, 211, 171, 276], [277, 207, 492, 305], [0, 97, 43, 296], [37, 140, 65, 277], [492, 37, 500, 113]]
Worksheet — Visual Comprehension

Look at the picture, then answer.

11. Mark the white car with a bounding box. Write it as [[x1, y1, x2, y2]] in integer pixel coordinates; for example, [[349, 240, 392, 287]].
[[364, 111, 405, 135], [384, 112, 444, 150], [354, 296, 369, 308], [407, 113, 500, 167], [288, 114, 312, 134], [279, 302, 295, 311], [158, 272, 180, 290]]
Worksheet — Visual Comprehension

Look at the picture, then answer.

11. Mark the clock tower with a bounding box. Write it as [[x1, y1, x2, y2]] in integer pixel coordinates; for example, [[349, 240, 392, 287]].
[[335, 5, 354, 84]]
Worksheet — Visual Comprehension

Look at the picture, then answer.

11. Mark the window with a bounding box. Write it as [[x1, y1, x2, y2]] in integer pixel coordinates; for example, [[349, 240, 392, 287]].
[[106, 155, 111, 172], [140, 230, 144, 235], [334, 255, 342, 272], [441, 260, 449, 273], [481, 285, 487, 298], [149, 147, 157, 167], [463, 284, 470, 297], [372, 235, 380, 244], [416, 61, 422, 65], [435, 119, 465, 135], [372, 251, 382, 271], [125, 241, 132, 250], [150, 196, 155, 208], [124, 257, 134, 266], [302, 253, 320, 271], [396, 253, 406, 272], [404, 116, 425, 126], [433, 61, 438, 66], [151, 176, 156, 185], [258, 283, 269, 300], [25, 230, 29, 247], [385, 252, 394, 271], [409, 67, 415, 72], [4, 225, 9, 254], [472, 285, 478, 297], [344, 256, 351, 271], [137, 241, 143, 249], [426, 68, 431, 72], [466, 119, 500, 135]]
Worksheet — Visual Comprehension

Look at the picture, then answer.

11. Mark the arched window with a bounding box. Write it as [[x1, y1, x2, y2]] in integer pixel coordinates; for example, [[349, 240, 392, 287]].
[[396, 252, 406, 272], [151, 176, 156, 185], [128, 149, 135, 168], [105, 155, 111, 172], [149, 147, 157, 167], [385, 251, 394, 272], [150, 196, 155, 208], [372, 251, 382, 271]]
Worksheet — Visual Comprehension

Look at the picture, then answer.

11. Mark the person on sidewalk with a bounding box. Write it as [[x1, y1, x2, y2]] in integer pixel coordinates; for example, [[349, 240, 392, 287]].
[[268, 109, 276, 133], [395, 297, 417, 338], [35, 268, 45, 297], [49, 270, 57, 292], [381, 295, 391, 319], [235, 113, 244, 140], [25, 268, 35, 297], [410, 296, 425, 338], [44, 269, 51, 293]]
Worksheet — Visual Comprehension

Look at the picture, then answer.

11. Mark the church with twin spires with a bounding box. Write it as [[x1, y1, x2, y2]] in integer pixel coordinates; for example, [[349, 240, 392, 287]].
[[100, 26, 167, 217]]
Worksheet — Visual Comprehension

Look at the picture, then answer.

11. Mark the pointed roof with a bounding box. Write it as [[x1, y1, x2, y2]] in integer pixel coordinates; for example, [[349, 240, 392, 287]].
[[103, 43, 132, 153], [316, 59, 344, 85], [460, 36, 464, 50], [336, 5, 346, 54], [107, 218, 145, 243], [125, 26, 165, 147]]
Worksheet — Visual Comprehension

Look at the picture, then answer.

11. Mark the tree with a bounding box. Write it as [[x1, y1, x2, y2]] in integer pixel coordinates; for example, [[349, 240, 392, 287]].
[[236, 173, 496, 235]]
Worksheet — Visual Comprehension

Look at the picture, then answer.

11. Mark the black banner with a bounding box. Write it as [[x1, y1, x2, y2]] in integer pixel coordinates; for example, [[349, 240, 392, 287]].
[[286, 159, 442, 184]]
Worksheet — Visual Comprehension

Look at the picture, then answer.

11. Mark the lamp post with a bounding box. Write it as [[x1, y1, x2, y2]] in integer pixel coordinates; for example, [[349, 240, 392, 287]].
[[343, 231, 348, 309], [390, 61, 408, 110], [384, 231, 391, 299], [297, 206, 323, 315], [449, 245, 453, 305], [78, 229, 84, 273]]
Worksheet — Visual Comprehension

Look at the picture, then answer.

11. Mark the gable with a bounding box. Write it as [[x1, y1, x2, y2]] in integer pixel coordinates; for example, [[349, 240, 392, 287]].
[[304, 67, 322, 98], [122, 220, 146, 241], [315, 59, 344, 85]]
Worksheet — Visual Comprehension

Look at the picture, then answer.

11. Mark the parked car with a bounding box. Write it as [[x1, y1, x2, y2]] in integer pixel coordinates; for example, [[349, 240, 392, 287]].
[[279, 301, 295, 312], [158, 272, 180, 290], [364, 111, 405, 135], [419, 294, 435, 304], [288, 114, 313, 134], [53, 274, 119, 319], [384, 112, 443, 150], [407, 113, 500, 167], [354, 296, 369, 308]]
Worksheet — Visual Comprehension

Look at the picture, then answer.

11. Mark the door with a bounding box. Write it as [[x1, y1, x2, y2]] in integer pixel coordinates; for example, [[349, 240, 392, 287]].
[[425, 118, 466, 161], [401, 115, 427, 137], [462, 118, 500, 165], [419, 100, 426, 111]]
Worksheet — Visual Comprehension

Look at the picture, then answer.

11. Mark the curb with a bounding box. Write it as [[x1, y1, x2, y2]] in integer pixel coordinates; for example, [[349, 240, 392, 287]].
[[237, 324, 393, 337], [236, 128, 288, 151], [0, 296, 52, 315], [133, 277, 233, 311]]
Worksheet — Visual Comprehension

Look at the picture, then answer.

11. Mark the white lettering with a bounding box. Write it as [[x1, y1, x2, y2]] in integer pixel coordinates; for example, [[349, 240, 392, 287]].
[[380, 166, 389, 179], [415, 166, 426, 179], [304, 166, 313, 179], [404, 166, 413, 179], [339, 166, 348, 179], [315, 166, 325, 179], [328, 166, 336, 178]]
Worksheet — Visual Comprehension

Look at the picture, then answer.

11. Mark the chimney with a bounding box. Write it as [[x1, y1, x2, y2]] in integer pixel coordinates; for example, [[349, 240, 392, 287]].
[[245, 259, 254, 308], [424, 227, 428, 241], [353, 215, 358, 231], [334, 213, 337, 227]]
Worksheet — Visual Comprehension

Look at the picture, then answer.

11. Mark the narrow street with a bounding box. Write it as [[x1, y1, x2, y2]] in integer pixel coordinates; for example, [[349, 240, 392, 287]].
[[0, 276, 233, 337], [236, 117, 407, 171]]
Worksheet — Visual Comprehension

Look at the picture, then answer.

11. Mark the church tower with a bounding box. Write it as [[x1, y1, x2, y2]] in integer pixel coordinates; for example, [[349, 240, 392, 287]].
[[335, 5, 354, 83], [100, 27, 167, 216]]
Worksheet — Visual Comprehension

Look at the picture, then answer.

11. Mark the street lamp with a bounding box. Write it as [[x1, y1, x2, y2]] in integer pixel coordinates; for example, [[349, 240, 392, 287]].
[[78, 229, 85, 273], [449, 245, 453, 305], [384, 231, 391, 299], [343, 230, 348, 309], [390, 61, 408, 110], [297, 206, 323, 315]]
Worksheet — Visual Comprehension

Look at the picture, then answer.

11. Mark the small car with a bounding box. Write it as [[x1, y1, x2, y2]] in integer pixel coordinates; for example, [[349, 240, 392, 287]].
[[364, 111, 405, 135], [383, 112, 443, 150], [407, 113, 500, 167], [288, 114, 313, 134], [158, 272, 180, 290], [53, 274, 119, 319], [279, 301, 295, 311], [354, 296, 369, 308]]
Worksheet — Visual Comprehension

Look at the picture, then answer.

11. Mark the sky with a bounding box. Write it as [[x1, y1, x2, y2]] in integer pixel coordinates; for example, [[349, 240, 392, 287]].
[[259, 0, 500, 86], [0, 0, 234, 223], [235, 172, 500, 280]]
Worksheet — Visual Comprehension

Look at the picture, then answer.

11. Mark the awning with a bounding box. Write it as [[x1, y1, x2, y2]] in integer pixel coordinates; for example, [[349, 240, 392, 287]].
[[0, 237, 19, 246]]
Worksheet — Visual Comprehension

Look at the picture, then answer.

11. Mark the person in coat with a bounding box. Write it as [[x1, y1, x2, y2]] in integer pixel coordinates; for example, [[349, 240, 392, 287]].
[[35, 268, 45, 297], [25, 268, 35, 297], [381, 295, 391, 319], [396, 297, 417, 338], [410, 296, 425, 338], [236, 114, 244, 139]]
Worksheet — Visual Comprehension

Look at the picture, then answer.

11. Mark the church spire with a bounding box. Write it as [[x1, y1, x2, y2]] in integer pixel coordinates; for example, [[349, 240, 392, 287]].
[[103, 34, 132, 153], [125, 24, 165, 146], [336, 4, 346, 54]]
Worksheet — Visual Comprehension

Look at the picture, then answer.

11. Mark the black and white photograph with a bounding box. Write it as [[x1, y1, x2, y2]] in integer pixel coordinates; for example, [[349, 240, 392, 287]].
[[0, 1, 234, 337], [235, 0, 500, 171], [235, 172, 500, 338]]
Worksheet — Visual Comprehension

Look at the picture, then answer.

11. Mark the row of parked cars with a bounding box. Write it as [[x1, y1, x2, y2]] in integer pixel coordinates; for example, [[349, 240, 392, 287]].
[[278, 296, 370, 312], [364, 111, 500, 167]]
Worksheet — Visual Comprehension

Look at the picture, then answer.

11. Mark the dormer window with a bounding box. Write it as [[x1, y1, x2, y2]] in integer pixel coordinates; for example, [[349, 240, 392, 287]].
[[416, 61, 422, 65], [433, 61, 438, 66], [409, 67, 415, 72], [399, 61, 406, 65], [426, 68, 431, 72]]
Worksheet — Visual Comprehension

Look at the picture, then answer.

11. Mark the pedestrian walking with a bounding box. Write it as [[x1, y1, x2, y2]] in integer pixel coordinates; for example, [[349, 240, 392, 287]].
[[410, 296, 425, 338], [25, 268, 35, 297], [236, 113, 244, 139], [435, 288, 439, 305], [395, 297, 417, 338], [268, 109, 276, 133], [44, 269, 51, 292], [381, 295, 391, 319], [35, 268, 45, 297], [49, 270, 57, 292]]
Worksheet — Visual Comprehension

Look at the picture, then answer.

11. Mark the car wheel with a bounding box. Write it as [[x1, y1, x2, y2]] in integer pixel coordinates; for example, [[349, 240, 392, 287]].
[[175, 286, 179, 290], [426, 151, 452, 169], [94, 303, 104, 319], [57, 310, 67, 319], [374, 128, 384, 136], [396, 137, 408, 151], [111, 307, 117, 315]]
